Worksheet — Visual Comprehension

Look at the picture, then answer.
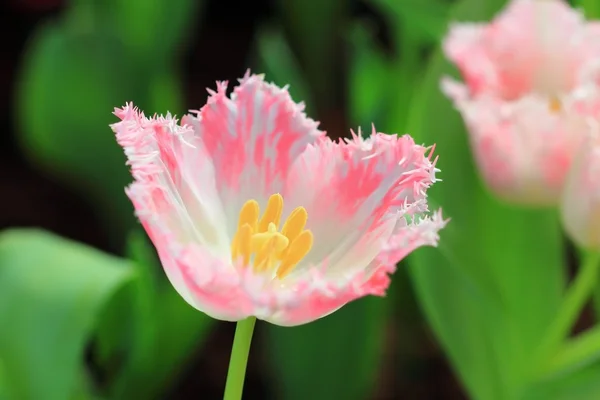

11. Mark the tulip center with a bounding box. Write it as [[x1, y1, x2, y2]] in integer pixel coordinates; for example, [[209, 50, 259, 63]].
[[230, 193, 313, 279], [548, 96, 562, 113]]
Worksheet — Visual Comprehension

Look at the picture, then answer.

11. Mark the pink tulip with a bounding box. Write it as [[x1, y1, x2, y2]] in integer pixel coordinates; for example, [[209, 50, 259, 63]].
[[562, 120, 600, 249], [112, 72, 445, 326], [442, 0, 600, 206]]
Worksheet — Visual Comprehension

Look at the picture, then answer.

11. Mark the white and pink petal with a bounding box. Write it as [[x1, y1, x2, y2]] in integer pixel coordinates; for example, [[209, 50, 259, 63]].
[[181, 72, 325, 236], [112, 103, 230, 255], [282, 129, 440, 272]]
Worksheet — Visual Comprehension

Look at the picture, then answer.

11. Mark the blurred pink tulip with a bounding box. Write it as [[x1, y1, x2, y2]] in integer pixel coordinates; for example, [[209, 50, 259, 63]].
[[562, 120, 600, 249], [442, 0, 600, 206]]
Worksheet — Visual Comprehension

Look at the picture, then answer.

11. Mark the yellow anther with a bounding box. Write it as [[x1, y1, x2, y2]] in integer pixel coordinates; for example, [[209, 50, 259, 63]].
[[230, 223, 253, 266], [549, 96, 562, 113], [253, 234, 289, 272], [238, 199, 260, 232], [281, 207, 308, 243], [252, 223, 289, 252], [258, 194, 283, 232], [230, 193, 313, 278], [276, 230, 314, 279], [279, 207, 308, 258]]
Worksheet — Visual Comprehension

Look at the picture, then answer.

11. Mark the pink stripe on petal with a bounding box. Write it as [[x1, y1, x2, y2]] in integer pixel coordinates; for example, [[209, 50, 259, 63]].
[[181, 72, 325, 232], [158, 208, 445, 325], [284, 128, 439, 269], [261, 264, 402, 326], [112, 81, 446, 326], [172, 244, 350, 325], [270, 211, 448, 326], [112, 103, 230, 285]]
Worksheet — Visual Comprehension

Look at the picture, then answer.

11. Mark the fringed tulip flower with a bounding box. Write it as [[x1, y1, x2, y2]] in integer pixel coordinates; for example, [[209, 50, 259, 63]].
[[441, 0, 600, 206], [562, 122, 600, 249], [112, 72, 446, 326]]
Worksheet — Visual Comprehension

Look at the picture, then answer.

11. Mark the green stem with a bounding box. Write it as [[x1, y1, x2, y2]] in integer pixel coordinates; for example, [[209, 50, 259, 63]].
[[223, 317, 257, 400], [537, 251, 600, 361], [538, 324, 600, 380], [579, 0, 600, 19]]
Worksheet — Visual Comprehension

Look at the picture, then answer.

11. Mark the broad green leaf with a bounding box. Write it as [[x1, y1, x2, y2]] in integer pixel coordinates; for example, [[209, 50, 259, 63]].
[[268, 297, 389, 400], [358, 0, 443, 132], [577, 0, 600, 19], [0, 229, 134, 400], [104, 0, 204, 66], [533, 325, 600, 385], [369, 0, 450, 45], [347, 21, 391, 128], [405, 0, 566, 398], [109, 230, 215, 399], [147, 68, 186, 117], [379, 27, 423, 133], [0, 358, 15, 400], [524, 362, 600, 400]]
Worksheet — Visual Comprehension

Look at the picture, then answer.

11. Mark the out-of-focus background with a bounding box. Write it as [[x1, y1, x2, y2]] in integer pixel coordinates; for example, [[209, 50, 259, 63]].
[[4, 0, 598, 399], [1, 0, 462, 399]]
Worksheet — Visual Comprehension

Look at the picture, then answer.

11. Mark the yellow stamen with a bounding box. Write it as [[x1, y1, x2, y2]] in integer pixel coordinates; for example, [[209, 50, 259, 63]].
[[549, 96, 562, 113], [231, 223, 253, 267], [281, 207, 308, 243], [229, 193, 313, 278], [253, 234, 289, 272], [252, 223, 289, 253], [238, 199, 259, 232], [279, 207, 308, 259], [276, 230, 314, 279], [258, 193, 283, 232]]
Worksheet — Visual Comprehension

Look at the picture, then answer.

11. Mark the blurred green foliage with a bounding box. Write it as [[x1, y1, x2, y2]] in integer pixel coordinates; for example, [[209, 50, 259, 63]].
[[16, 0, 202, 249], [0, 229, 134, 400], [406, 0, 566, 394], [6, 0, 600, 399], [276, 0, 347, 116]]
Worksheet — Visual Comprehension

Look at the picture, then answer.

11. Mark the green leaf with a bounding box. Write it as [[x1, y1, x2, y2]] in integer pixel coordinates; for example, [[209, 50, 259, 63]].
[[147, 68, 186, 116], [268, 297, 389, 400], [0, 229, 134, 400], [109, 231, 216, 399], [369, 0, 450, 45], [346, 21, 391, 128], [355, 0, 445, 133], [577, 0, 600, 19], [104, 0, 204, 66], [405, 0, 567, 398], [0, 358, 16, 400], [535, 326, 600, 383], [524, 362, 600, 400]]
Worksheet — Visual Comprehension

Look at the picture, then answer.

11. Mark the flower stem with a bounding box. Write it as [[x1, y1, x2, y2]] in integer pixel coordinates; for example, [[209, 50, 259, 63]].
[[223, 317, 257, 400], [538, 251, 600, 359], [581, 0, 600, 19]]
